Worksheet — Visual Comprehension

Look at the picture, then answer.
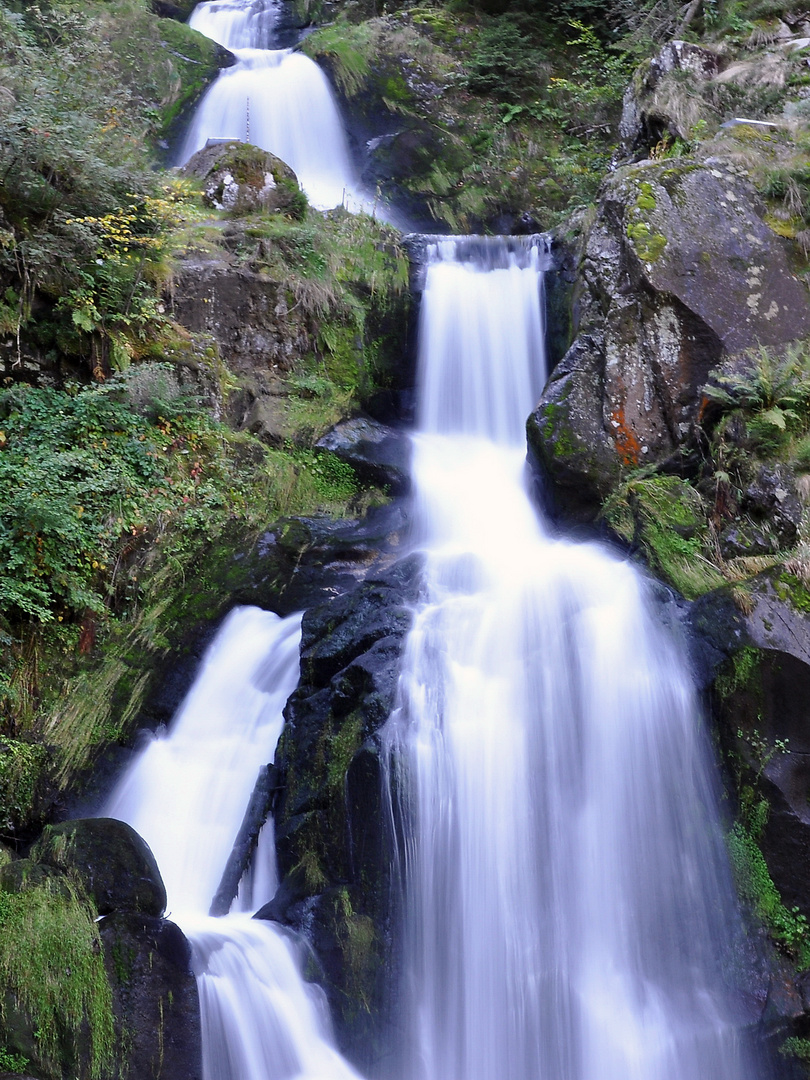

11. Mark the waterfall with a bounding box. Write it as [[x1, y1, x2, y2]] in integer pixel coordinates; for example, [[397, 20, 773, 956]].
[[384, 235, 760, 1080], [180, 0, 372, 213], [104, 606, 361, 1080]]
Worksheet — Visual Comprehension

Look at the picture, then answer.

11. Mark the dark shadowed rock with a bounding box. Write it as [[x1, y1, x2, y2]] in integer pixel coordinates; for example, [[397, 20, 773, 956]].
[[31, 818, 166, 917], [262, 553, 423, 1068], [101, 912, 202, 1080], [688, 574, 810, 917], [316, 416, 411, 494]]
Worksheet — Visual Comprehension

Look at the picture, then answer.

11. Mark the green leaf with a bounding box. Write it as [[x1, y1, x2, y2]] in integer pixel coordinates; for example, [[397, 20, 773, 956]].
[[759, 406, 787, 429]]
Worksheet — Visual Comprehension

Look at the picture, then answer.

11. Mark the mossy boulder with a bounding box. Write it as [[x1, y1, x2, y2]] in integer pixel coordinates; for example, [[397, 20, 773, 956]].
[[31, 818, 167, 918], [530, 158, 810, 523], [94, 4, 235, 145], [181, 142, 306, 217]]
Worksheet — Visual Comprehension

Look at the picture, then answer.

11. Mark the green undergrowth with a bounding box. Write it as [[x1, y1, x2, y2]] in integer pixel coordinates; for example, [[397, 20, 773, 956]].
[[223, 208, 410, 419], [0, 0, 223, 379], [0, 878, 115, 1080], [301, 9, 631, 230], [727, 815, 810, 966], [0, 357, 383, 795], [603, 475, 725, 598], [602, 340, 810, 601]]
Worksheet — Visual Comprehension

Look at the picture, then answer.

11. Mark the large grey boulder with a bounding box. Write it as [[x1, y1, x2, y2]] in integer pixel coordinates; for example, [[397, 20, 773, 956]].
[[529, 157, 810, 522]]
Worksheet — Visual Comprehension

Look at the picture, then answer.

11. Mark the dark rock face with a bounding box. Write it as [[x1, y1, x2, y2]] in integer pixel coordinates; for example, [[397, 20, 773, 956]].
[[718, 464, 803, 557], [1, 819, 200, 1080], [263, 553, 423, 1069], [688, 574, 810, 916], [31, 817, 167, 918], [620, 41, 722, 158], [529, 159, 810, 522], [316, 416, 412, 494], [181, 142, 303, 217], [100, 912, 202, 1080]]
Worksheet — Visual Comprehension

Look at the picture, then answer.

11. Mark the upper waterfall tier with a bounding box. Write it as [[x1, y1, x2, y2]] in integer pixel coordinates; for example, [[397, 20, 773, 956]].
[[189, 0, 280, 49], [415, 236, 550, 445]]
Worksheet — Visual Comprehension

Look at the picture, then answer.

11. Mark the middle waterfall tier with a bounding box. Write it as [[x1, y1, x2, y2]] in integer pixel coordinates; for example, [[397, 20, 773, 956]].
[[104, 606, 363, 1080]]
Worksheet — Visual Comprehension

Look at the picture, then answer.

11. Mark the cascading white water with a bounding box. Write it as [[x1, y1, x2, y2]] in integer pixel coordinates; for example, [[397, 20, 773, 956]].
[[181, 0, 371, 213], [105, 606, 362, 1080], [384, 235, 760, 1080]]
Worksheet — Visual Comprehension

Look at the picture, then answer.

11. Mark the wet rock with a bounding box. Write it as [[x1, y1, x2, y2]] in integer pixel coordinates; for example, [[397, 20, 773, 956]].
[[316, 416, 411, 494], [181, 141, 303, 217], [266, 553, 423, 1067], [100, 912, 202, 1080], [688, 573, 810, 916], [31, 818, 167, 918], [529, 159, 810, 523]]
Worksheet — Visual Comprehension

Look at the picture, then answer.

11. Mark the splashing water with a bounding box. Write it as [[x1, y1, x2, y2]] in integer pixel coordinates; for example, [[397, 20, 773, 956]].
[[384, 235, 760, 1080], [105, 606, 362, 1080]]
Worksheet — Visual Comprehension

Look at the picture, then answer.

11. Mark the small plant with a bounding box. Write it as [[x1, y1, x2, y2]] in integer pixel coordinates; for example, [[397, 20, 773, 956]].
[[703, 343, 810, 451]]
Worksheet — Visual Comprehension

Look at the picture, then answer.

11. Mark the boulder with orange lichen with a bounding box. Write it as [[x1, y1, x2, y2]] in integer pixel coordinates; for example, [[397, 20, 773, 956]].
[[528, 156, 810, 524]]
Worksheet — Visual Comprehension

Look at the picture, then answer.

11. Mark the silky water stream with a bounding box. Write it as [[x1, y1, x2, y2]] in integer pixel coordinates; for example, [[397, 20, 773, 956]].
[[104, 234, 763, 1080], [178, 0, 372, 212], [383, 235, 762, 1080]]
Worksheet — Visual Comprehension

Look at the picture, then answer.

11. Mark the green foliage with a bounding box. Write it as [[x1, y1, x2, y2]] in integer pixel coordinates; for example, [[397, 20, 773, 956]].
[[0, 1, 206, 373], [0, 738, 48, 832], [0, 879, 115, 1079], [0, 1047, 29, 1074], [715, 646, 760, 699], [781, 1037, 810, 1062], [727, 820, 810, 965], [704, 344, 810, 454], [466, 16, 546, 101], [300, 22, 374, 98], [603, 475, 725, 598]]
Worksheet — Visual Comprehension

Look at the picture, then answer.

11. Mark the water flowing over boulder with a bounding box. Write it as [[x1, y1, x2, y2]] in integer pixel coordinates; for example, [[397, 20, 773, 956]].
[[529, 158, 810, 522]]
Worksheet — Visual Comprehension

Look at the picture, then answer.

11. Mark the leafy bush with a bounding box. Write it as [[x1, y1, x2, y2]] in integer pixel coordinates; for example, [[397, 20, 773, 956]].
[[703, 343, 810, 452]]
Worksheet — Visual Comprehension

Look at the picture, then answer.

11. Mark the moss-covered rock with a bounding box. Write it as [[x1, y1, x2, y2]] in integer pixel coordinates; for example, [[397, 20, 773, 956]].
[[31, 818, 166, 918], [181, 142, 306, 218], [265, 553, 422, 1068], [531, 157, 810, 522]]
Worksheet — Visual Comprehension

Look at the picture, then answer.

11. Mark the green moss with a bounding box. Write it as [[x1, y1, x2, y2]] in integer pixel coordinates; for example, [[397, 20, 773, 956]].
[[0, 879, 115, 1079], [300, 23, 374, 98], [727, 820, 810, 966], [540, 400, 577, 459], [715, 646, 761, 700], [636, 181, 657, 211], [326, 714, 364, 792], [626, 220, 667, 262], [603, 476, 724, 599], [775, 572, 810, 614]]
